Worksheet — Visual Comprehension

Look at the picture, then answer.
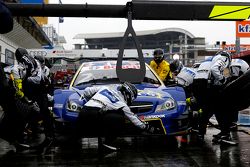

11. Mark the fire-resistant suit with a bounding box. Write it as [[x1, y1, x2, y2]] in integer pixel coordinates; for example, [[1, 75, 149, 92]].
[[217, 58, 250, 137], [193, 52, 231, 139], [79, 85, 146, 131]]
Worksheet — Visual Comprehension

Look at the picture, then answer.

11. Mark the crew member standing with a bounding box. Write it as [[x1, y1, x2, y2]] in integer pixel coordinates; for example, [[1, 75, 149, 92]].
[[214, 58, 250, 141], [149, 48, 172, 84], [193, 50, 232, 142], [15, 48, 54, 147]]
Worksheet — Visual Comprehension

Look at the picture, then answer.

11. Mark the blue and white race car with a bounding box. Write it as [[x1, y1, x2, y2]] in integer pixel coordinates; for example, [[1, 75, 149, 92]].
[[53, 60, 191, 136]]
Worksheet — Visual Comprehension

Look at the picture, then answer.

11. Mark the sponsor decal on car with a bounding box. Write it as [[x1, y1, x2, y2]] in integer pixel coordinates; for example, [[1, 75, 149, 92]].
[[80, 61, 140, 71], [177, 101, 186, 106], [54, 103, 64, 109], [142, 114, 165, 120], [138, 90, 162, 98]]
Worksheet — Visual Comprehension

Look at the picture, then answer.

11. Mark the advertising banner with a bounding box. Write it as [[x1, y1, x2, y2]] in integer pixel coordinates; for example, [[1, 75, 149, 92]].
[[236, 21, 250, 38], [224, 44, 250, 52]]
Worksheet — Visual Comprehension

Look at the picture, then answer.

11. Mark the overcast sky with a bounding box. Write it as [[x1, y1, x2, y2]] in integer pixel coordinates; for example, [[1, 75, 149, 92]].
[[48, 0, 250, 49]]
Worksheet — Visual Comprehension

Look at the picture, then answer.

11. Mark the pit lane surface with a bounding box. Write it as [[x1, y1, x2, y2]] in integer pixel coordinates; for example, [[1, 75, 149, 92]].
[[0, 126, 250, 167]]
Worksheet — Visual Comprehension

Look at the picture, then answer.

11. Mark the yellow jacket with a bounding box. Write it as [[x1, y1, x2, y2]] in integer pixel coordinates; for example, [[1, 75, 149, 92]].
[[150, 60, 172, 81]]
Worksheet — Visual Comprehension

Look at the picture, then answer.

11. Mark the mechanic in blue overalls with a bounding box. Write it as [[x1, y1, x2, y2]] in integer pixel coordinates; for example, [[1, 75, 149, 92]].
[[77, 82, 156, 136], [192, 50, 232, 143]]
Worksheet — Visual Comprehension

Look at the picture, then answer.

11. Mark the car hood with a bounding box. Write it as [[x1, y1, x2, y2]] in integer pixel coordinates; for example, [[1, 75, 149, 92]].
[[68, 83, 172, 103]]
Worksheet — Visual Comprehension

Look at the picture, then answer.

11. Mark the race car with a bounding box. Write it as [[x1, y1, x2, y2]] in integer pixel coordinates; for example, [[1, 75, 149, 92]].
[[53, 59, 192, 136]]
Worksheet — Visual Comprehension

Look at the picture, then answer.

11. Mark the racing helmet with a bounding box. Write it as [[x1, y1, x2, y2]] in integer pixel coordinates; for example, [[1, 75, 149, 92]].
[[15, 48, 29, 62], [35, 55, 45, 68], [19, 55, 37, 76], [119, 82, 138, 105], [34, 55, 45, 64], [153, 48, 164, 64], [215, 50, 232, 64], [170, 59, 183, 74], [230, 59, 250, 77]]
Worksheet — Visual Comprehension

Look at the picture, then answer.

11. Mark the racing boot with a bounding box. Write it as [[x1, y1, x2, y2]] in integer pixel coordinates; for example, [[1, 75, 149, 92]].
[[145, 124, 155, 134], [12, 142, 30, 153], [35, 136, 54, 155], [12, 138, 30, 152], [212, 132, 223, 139], [99, 137, 119, 153], [229, 122, 238, 131], [212, 132, 237, 145]]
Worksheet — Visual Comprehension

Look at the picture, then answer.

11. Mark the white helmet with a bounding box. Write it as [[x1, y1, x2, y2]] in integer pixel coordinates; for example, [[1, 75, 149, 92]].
[[213, 50, 232, 68], [230, 59, 249, 77]]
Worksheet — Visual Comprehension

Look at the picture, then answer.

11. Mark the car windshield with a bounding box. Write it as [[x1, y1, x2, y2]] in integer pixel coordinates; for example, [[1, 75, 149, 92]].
[[72, 60, 161, 87]]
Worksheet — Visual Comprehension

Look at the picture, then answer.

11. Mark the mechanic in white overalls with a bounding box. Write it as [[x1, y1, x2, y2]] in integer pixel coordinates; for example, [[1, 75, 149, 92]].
[[15, 48, 54, 148], [77, 82, 155, 136], [170, 59, 197, 97], [192, 50, 232, 143], [214, 58, 250, 141]]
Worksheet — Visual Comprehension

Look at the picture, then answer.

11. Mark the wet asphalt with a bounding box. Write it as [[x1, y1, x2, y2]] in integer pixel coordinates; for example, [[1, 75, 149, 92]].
[[0, 126, 250, 167]]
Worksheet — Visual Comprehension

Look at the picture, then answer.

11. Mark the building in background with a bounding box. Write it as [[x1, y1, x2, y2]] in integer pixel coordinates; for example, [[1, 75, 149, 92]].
[[73, 28, 207, 66], [19, 0, 66, 49], [42, 25, 66, 49]]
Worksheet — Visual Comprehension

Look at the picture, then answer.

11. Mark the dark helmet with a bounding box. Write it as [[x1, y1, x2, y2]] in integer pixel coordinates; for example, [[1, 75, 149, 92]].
[[20, 55, 37, 76], [153, 48, 164, 63], [15, 48, 29, 62], [119, 82, 138, 105], [170, 59, 183, 74], [34, 55, 45, 65]]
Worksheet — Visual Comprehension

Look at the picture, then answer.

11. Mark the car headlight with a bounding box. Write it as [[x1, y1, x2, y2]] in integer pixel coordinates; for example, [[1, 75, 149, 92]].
[[155, 98, 176, 112], [66, 100, 83, 112]]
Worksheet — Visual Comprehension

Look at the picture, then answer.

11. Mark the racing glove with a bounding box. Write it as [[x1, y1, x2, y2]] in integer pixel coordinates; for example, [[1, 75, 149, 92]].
[[30, 101, 40, 113], [145, 124, 156, 134], [47, 94, 54, 102], [219, 76, 227, 85]]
